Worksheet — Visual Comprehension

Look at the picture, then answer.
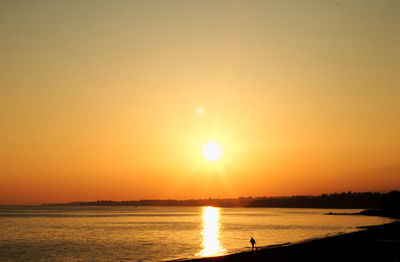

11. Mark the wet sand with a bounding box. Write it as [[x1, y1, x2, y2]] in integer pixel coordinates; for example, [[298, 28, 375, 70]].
[[183, 221, 400, 262]]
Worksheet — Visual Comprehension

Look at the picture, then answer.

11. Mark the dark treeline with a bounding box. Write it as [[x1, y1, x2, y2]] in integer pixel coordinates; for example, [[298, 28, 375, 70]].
[[44, 191, 400, 211], [46, 197, 253, 207], [249, 191, 400, 209]]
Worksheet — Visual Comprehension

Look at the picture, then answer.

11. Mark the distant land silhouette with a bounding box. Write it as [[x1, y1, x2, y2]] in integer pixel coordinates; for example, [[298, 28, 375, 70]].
[[43, 191, 400, 217]]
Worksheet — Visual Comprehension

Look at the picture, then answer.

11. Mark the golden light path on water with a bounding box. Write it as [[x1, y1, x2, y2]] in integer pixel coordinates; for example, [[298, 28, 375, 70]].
[[197, 206, 226, 257]]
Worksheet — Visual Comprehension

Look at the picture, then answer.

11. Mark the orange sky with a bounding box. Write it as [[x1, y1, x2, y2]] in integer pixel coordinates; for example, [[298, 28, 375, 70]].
[[1, 0, 400, 204]]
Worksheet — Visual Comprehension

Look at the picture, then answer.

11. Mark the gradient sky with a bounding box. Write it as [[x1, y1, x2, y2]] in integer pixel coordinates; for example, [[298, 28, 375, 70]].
[[1, 0, 399, 204]]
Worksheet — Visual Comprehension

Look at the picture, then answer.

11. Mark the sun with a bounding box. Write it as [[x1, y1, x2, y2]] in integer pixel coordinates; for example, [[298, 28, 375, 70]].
[[202, 142, 222, 162]]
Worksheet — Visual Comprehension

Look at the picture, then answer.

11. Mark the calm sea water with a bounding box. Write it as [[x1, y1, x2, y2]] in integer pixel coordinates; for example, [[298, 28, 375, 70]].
[[0, 206, 393, 261]]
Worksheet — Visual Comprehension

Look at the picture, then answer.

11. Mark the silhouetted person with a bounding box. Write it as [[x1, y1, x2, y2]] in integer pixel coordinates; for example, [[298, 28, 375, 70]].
[[250, 237, 256, 250]]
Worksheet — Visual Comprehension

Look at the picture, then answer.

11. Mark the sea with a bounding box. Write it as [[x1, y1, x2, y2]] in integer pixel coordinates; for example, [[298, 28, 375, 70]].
[[0, 205, 393, 261]]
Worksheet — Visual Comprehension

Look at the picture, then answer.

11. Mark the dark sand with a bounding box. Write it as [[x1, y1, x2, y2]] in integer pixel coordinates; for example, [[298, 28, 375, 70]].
[[183, 221, 400, 262]]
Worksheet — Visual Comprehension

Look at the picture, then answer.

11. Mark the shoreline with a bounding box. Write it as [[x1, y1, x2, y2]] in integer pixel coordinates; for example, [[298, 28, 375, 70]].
[[181, 221, 400, 262]]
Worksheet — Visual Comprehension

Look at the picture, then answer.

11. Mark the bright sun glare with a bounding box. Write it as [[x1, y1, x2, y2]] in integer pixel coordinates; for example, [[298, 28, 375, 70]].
[[202, 142, 222, 162]]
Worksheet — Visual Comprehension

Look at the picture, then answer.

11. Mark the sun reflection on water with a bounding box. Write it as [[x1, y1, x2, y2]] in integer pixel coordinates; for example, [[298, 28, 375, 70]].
[[197, 206, 226, 257]]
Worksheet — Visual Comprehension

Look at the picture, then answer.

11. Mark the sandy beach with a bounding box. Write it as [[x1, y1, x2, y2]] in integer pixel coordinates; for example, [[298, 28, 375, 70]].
[[183, 221, 400, 262]]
